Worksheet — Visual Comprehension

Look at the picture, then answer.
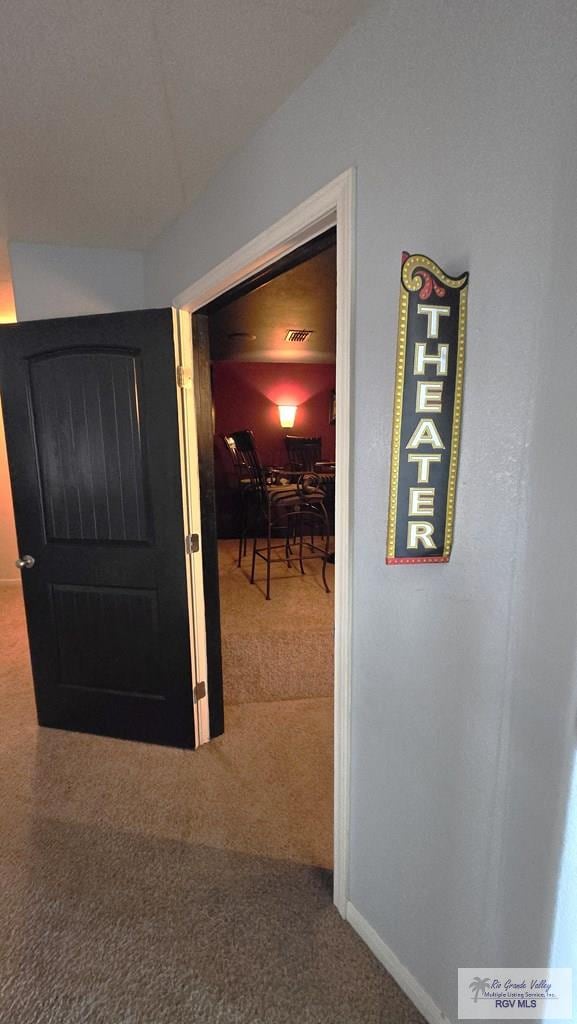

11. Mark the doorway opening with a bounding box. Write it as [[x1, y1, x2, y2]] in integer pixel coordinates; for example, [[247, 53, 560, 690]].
[[177, 169, 354, 913], [197, 228, 337, 869]]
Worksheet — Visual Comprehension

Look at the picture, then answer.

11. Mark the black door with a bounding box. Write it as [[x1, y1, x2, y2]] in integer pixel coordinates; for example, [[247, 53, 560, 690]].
[[0, 308, 196, 748]]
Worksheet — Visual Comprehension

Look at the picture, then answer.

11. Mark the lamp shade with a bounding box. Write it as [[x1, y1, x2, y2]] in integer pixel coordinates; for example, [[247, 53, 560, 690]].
[[278, 404, 297, 428]]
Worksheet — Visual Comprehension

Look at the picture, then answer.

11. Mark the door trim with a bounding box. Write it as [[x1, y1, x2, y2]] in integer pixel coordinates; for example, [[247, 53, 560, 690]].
[[173, 309, 211, 747], [173, 168, 355, 917]]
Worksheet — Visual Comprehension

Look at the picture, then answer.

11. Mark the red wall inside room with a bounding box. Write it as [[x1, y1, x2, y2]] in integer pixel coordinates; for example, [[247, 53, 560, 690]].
[[212, 361, 336, 536], [213, 362, 336, 466]]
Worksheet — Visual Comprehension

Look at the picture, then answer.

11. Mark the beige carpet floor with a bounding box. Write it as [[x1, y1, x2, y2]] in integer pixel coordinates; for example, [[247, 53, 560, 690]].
[[0, 582, 333, 868], [0, 583, 424, 1024], [219, 539, 334, 704]]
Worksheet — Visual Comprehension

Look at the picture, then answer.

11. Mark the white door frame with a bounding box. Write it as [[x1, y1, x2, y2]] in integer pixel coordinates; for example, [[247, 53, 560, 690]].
[[173, 168, 355, 916]]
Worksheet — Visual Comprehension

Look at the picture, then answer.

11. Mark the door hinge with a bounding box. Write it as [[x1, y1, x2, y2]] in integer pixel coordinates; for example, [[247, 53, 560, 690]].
[[176, 365, 192, 389], [194, 681, 206, 701], [185, 533, 200, 555]]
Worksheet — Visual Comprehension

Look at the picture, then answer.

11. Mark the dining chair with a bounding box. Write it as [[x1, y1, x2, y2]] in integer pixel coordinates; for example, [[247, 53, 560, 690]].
[[221, 432, 256, 567], [228, 430, 330, 600], [284, 435, 322, 472]]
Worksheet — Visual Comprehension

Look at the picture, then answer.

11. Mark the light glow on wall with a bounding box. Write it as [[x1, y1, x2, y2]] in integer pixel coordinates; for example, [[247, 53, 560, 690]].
[[0, 280, 16, 324]]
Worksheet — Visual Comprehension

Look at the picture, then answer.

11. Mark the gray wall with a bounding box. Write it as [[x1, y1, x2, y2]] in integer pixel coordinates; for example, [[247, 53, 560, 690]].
[[145, 1, 577, 1019], [10, 242, 144, 321]]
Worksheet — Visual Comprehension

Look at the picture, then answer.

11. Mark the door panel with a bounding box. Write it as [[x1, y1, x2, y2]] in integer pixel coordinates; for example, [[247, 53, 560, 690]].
[[30, 350, 150, 543], [51, 584, 161, 696], [0, 309, 196, 748]]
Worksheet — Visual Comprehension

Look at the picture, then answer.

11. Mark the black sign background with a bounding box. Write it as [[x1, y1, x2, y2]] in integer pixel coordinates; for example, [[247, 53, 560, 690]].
[[387, 253, 468, 564]]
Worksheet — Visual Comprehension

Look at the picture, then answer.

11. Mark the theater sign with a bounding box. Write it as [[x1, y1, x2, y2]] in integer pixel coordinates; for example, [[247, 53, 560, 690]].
[[386, 252, 469, 564]]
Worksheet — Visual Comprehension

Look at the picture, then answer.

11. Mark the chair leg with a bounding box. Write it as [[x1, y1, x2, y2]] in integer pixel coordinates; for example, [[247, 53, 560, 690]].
[[250, 531, 257, 584], [266, 513, 272, 600], [320, 503, 330, 593], [285, 523, 293, 568], [299, 514, 305, 574], [237, 495, 245, 567]]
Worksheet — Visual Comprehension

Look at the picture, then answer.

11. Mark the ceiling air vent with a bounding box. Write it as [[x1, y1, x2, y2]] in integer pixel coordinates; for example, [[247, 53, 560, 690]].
[[285, 329, 313, 344]]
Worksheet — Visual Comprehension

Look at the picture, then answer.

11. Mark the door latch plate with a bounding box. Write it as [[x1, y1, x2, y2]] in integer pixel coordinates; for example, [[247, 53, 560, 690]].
[[176, 365, 192, 389], [185, 533, 200, 555]]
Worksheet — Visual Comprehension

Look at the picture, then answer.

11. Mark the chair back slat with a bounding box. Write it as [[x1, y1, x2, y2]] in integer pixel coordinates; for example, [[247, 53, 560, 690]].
[[225, 429, 268, 502], [284, 435, 322, 472]]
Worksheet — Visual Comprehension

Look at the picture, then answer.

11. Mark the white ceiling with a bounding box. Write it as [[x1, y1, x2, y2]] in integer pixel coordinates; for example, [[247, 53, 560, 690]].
[[0, 0, 372, 276]]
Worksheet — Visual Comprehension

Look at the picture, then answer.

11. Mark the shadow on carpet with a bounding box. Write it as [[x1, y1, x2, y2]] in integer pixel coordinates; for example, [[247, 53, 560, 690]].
[[0, 816, 425, 1024]]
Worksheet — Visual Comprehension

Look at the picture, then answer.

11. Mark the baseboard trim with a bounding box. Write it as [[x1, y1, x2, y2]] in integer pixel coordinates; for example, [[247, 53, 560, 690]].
[[346, 901, 451, 1024]]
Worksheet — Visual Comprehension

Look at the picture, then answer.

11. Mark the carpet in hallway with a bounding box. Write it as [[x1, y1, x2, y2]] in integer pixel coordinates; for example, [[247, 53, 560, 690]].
[[0, 582, 333, 869], [0, 820, 425, 1024], [0, 583, 425, 1024]]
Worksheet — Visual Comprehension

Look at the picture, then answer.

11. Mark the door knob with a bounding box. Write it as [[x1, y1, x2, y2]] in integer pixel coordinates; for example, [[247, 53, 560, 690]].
[[15, 555, 35, 570]]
